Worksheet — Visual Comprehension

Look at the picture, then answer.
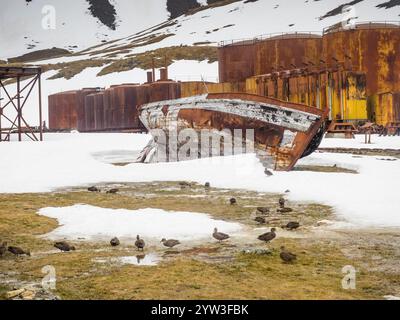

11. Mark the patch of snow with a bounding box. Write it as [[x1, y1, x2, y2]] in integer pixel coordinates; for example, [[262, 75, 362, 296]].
[[384, 295, 400, 300], [0, 133, 152, 192], [320, 135, 400, 150], [38, 205, 243, 241]]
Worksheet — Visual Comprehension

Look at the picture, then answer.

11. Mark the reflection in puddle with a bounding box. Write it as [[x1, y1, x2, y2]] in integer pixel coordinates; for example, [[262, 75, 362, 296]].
[[93, 253, 161, 266], [117, 254, 161, 266]]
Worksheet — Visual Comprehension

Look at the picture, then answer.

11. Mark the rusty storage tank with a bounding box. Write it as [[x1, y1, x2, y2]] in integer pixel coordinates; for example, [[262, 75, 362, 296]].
[[84, 94, 96, 132], [103, 85, 119, 130], [322, 22, 400, 95], [218, 40, 256, 83], [125, 85, 150, 130], [109, 85, 124, 130], [76, 88, 102, 132], [48, 90, 79, 130], [254, 33, 322, 76], [107, 84, 143, 130], [148, 80, 181, 103], [93, 91, 105, 131]]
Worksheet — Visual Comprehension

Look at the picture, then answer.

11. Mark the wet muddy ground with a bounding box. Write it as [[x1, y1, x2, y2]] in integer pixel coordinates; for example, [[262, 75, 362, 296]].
[[1, 181, 400, 300]]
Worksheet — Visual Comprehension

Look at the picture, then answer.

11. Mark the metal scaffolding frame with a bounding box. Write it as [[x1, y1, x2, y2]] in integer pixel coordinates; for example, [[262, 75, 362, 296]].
[[0, 66, 43, 142]]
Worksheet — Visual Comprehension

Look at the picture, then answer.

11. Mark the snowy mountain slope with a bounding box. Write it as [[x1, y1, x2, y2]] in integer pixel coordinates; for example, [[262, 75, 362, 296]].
[[80, 0, 400, 60], [1, 0, 400, 126], [0, 0, 171, 59], [2, 0, 399, 60], [14, 0, 398, 66]]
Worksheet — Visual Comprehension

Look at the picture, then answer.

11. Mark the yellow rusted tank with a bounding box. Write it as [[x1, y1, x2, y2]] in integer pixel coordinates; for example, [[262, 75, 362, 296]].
[[319, 23, 400, 126], [247, 68, 367, 121], [322, 23, 400, 95], [369, 92, 400, 125]]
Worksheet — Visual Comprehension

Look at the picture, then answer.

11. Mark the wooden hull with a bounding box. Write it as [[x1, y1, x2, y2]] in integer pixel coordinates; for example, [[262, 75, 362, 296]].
[[138, 93, 328, 171]]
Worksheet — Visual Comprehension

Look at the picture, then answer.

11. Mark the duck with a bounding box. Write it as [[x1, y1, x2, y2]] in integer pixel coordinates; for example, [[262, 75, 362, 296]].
[[88, 186, 100, 192], [0, 242, 7, 257], [254, 216, 267, 224], [283, 222, 300, 230], [230, 198, 237, 205], [8, 246, 30, 256], [257, 207, 270, 215], [54, 241, 76, 252], [213, 228, 230, 242], [110, 237, 120, 247], [179, 181, 191, 188], [258, 228, 276, 243], [135, 235, 145, 251], [161, 239, 181, 249], [264, 169, 273, 176], [280, 246, 297, 263], [106, 188, 119, 194], [279, 197, 286, 208]]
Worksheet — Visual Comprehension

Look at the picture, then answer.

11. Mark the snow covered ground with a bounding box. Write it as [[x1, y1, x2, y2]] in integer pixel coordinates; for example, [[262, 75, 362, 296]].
[[38, 205, 242, 241], [320, 135, 400, 150], [1, 133, 400, 228]]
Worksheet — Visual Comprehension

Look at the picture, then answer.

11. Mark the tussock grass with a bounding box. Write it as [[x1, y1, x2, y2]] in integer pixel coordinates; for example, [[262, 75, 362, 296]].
[[46, 59, 109, 80], [98, 46, 217, 76]]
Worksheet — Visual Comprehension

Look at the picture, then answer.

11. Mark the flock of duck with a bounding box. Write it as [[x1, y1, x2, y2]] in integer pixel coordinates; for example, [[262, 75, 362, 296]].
[[0, 186, 300, 264]]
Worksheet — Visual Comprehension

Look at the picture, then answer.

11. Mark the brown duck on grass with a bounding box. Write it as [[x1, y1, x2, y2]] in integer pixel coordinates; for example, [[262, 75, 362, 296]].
[[279, 197, 286, 208], [8, 246, 30, 256], [107, 188, 119, 194], [213, 228, 230, 242], [88, 186, 100, 192], [280, 246, 297, 263], [0, 242, 8, 257], [161, 239, 181, 249], [258, 228, 276, 243], [283, 222, 300, 230], [254, 216, 267, 225], [135, 235, 145, 251], [54, 241, 76, 252], [110, 237, 120, 247], [257, 207, 270, 215]]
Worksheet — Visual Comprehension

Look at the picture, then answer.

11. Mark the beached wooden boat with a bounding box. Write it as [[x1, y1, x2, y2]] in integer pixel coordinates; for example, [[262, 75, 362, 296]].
[[137, 93, 328, 171]]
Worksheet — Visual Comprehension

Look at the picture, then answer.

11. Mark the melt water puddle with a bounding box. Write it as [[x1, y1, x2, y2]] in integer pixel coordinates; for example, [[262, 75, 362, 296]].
[[93, 253, 161, 266]]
